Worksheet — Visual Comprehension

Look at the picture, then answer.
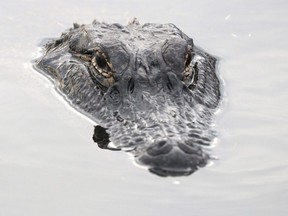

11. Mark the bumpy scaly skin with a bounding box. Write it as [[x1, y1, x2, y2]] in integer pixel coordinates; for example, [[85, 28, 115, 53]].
[[35, 20, 221, 177]]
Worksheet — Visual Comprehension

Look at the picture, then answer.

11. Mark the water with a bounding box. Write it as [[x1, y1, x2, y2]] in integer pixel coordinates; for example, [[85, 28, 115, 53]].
[[1, 0, 287, 215]]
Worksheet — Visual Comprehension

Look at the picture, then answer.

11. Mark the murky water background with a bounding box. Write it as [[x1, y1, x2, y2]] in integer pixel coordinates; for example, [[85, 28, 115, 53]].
[[1, 0, 288, 215]]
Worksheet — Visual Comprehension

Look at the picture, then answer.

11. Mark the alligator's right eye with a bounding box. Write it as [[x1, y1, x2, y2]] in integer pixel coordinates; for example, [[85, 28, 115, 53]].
[[73, 48, 114, 79], [72, 47, 115, 90], [91, 50, 113, 78], [95, 53, 107, 68]]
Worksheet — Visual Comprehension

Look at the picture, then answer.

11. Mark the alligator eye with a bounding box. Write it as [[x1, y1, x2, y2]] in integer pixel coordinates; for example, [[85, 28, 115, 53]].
[[74, 48, 115, 89], [95, 54, 107, 68], [91, 50, 113, 78], [185, 51, 192, 68], [93, 51, 111, 71], [183, 49, 192, 78], [182, 47, 198, 88]]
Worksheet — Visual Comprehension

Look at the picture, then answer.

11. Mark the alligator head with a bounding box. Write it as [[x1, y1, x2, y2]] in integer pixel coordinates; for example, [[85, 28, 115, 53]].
[[35, 19, 221, 177]]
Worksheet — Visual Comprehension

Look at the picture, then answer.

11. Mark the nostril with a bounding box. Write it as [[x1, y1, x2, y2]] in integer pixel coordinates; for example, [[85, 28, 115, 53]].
[[178, 143, 201, 155], [147, 140, 172, 156], [156, 140, 167, 148]]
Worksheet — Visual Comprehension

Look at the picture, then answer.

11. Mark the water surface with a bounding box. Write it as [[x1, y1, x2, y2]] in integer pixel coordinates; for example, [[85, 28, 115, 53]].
[[1, 0, 288, 215]]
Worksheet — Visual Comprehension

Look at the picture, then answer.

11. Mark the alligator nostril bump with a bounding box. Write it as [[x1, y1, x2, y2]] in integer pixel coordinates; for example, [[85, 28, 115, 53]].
[[178, 143, 201, 155], [156, 140, 167, 148], [147, 140, 172, 156]]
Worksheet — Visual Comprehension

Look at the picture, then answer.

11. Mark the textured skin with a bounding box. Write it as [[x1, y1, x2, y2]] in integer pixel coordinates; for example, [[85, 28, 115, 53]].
[[35, 19, 221, 177]]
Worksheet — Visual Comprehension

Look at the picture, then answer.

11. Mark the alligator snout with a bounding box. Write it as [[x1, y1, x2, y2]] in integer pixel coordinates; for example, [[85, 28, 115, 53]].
[[101, 70, 213, 177], [136, 139, 209, 177]]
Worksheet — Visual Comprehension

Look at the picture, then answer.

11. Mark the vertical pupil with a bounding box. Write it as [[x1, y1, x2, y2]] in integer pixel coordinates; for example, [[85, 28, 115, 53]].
[[185, 52, 192, 67], [96, 54, 107, 69]]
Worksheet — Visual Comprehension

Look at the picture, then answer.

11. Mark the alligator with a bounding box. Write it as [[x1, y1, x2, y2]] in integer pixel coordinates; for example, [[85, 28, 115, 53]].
[[34, 19, 221, 177]]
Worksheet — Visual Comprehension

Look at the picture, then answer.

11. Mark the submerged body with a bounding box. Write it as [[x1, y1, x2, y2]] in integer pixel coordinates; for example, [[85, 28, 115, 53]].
[[35, 19, 221, 177]]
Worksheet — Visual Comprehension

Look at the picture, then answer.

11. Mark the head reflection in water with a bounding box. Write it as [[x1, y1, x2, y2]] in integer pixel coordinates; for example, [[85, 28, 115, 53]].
[[35, 19, 221, 177]]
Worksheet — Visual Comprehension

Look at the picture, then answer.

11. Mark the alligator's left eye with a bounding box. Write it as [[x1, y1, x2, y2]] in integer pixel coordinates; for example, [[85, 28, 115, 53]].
[[182, 47, 192, 77], [182, 47, 198, 88], [184, 50, 192, 68]]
